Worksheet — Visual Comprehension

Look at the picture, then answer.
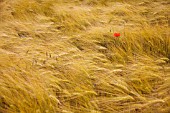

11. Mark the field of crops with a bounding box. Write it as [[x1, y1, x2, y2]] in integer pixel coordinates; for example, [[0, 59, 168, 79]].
[[0, 0, 170, 113]]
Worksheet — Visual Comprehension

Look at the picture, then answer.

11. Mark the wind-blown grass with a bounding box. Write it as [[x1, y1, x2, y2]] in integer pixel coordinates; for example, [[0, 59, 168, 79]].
[[0, 0, 170, 113]]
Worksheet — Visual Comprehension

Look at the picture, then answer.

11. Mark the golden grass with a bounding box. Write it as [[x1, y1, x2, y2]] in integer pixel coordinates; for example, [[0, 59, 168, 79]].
[[0, 0, 170, 113]]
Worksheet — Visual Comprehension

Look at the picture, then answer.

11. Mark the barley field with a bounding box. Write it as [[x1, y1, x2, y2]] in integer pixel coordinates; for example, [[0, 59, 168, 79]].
[[0, 0, 170, 113]]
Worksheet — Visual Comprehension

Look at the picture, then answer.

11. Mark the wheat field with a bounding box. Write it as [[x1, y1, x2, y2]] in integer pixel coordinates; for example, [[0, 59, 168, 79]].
[[0, 0, 170, 113]]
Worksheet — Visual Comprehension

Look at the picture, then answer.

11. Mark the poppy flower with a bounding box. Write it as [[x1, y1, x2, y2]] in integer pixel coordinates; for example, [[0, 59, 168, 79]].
[[113, 33, 120, 37]]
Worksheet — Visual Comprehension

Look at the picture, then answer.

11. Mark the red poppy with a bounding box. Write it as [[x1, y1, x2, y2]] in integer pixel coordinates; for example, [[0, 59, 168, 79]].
[[113, 33, 120, 37]]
